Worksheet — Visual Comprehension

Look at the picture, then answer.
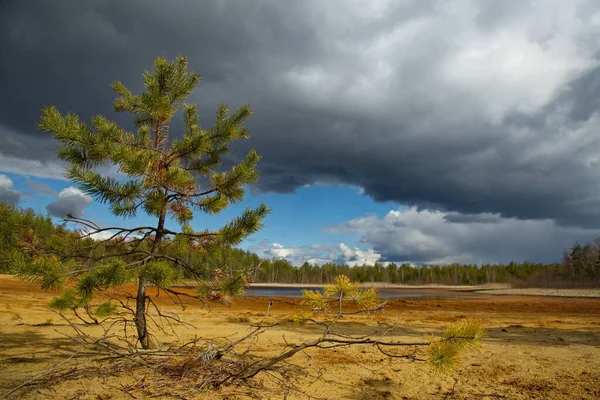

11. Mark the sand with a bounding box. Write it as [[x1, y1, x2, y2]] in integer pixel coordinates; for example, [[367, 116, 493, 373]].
[[1, 275, 599, 399], [475, 288, 600, 298]]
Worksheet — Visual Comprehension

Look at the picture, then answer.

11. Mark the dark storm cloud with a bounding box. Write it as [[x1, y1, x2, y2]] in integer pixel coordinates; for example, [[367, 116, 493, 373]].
[[443, 213, 501, 225], [568, 66, 600, 122], [2, 0, 600, 243]]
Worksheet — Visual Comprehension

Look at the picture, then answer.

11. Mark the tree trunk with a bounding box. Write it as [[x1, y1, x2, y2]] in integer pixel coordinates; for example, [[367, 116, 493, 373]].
[[135, 276, 151, 349], [134, 138, 168, 349], [136, 203, 167, 349]]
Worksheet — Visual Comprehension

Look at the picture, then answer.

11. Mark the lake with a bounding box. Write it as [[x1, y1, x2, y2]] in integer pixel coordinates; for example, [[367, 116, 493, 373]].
[[243, 285, 490, 300]]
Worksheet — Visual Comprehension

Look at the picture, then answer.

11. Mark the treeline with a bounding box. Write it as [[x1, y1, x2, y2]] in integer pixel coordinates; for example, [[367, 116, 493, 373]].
[[1, 203, 599, 287], [252, 259, 595, 287], [0, 203, 64, 272], [250, 245, 600, 287]]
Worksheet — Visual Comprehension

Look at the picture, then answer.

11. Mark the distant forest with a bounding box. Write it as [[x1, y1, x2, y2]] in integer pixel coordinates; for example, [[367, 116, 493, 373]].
[[1, 202, 599, 288]]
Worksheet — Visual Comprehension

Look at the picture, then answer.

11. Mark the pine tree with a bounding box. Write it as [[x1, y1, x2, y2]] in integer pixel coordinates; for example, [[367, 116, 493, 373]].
[[19, 56, 269, 349]]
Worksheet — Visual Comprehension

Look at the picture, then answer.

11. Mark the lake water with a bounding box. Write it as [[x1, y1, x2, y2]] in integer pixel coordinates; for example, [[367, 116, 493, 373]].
[[243, 286, 489, 300]]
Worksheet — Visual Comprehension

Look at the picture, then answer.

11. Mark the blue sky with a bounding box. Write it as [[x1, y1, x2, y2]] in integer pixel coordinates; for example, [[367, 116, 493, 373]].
[[1, 168, 400, 265], [5, 164, 586, 266]]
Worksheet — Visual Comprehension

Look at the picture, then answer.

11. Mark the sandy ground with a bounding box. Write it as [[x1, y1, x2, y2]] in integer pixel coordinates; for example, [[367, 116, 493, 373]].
[[1, 275, 599, 399], [476, 288, 600, 297]]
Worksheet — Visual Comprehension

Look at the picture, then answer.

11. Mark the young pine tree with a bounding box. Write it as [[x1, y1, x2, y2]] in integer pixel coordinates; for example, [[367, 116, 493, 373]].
[[24, 56, 269, 349]]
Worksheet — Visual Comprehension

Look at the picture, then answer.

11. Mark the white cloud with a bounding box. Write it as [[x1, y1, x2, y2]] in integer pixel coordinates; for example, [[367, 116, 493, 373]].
[[264, 242, 339, 265], [439, 5, 598, 123], [0, 124, 59, 176], [248, 241, 383, 267], [339, 243, 382, 267], [0, 173, 20, 205], [0, 174, 12, 188], [81, 229, 144, 242], [0, 125, 124, 181], [0, 152, 127, 182], [282, 0, 600, 124], [331, 207, 600, 265], [86, 230, 117, 241], [0, 153, 68, 181], [46, 186, 92, 218]]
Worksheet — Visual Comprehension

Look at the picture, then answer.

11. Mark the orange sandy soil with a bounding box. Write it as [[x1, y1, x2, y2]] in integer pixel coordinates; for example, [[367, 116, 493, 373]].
[[1, 275, 599, 399]]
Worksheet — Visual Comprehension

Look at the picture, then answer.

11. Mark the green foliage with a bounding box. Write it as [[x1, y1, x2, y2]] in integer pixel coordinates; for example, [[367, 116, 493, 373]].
[[297, 276, 483, 374], [353, 287, 380, 310], [30, 56, 269, 298], [219, 273, 248, 297], [289, 310, 313, 325], [0, 203, 58, 273], [94, 260, 134, 288], [217, 204, 269, 246], [77, 274, 99, 301], [252, 256, 600, 287], [95, 301, 117, 318], [49, 289, 83, 311], [426, 340, 460, 374], [300, 290, 328, 311], [50, 292, 116, 320], [441, 317, 485, 351], [426, 319, 484, 373], [143, 261, 182, 288], [323, 275, 360, 298], [12, 254, 69, 291], [70, 260, 138, 302], [18, 56, 272, 348], [301, 275, 383, 313], [38, 56, 268, 237], [197, 270, 250, 304]]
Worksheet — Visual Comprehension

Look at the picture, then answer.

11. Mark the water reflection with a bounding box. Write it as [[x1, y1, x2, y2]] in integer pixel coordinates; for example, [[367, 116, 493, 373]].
[[243, 286, 489, 300]]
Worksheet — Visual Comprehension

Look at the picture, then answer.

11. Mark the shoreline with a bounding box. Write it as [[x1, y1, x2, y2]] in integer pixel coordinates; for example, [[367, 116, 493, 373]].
[[475, 288, 600, 298], [249, 282, 510, 291], [2, 274, 599, 298], [249, 283, 600, 298]]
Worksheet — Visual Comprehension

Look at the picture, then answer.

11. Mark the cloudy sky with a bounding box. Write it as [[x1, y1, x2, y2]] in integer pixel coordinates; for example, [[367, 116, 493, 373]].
[[2, 0, 600, 266]]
